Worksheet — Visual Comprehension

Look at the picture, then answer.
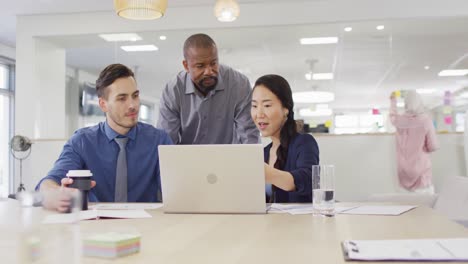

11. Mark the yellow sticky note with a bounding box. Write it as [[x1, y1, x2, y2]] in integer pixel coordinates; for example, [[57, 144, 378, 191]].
[[324, 120, 332, 128], [443, 106, 452, 114]]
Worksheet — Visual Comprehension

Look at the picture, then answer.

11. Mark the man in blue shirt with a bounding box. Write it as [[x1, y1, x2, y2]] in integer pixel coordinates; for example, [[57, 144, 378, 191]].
[[37, 64, 172, 212]]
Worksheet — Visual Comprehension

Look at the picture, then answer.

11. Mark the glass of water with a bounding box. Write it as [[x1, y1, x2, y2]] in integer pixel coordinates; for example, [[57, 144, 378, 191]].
[[312, 165, 335, 216]]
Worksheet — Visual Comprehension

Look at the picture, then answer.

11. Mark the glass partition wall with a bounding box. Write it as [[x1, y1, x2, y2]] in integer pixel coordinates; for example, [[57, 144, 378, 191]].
[[43, 16, 468, 135]]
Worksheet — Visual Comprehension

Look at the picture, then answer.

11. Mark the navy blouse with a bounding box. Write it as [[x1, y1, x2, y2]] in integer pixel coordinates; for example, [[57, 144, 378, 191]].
[[264, 133, 319, 203]]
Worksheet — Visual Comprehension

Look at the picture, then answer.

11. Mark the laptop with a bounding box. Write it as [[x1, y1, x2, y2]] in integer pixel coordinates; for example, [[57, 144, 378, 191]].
[[158, 144, 266, 214]]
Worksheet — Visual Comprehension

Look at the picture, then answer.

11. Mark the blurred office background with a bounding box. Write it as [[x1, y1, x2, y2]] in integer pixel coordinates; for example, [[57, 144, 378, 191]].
[[1, 0, 468, 201]]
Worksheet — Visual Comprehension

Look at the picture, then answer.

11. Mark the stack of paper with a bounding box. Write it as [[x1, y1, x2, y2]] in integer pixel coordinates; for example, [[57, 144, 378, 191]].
[[268, 204, 356, 215], [268, 204, 417, 216], [339, 205, 417, 215], [342, 238, 468, 261], [83, 232, 141, 258]]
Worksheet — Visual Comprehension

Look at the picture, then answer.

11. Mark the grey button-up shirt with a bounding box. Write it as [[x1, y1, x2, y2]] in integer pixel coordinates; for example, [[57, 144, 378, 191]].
[[157, 64, 260, 144]]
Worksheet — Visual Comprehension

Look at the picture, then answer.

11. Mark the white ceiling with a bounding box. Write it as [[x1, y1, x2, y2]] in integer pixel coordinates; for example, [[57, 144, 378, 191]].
[[44, 17, 468, 114], [0, 0, 301, 46], [3, 0, 468, 117]]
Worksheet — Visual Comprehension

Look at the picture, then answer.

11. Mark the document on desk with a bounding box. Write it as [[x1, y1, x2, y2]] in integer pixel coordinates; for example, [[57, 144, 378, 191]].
[[268, 203, 315, 214], [43, 209, 152, 224], [89, 203, 163, 210], [342, 238, 468, 261], [338, 205, 417, 215], [268, 204, 357, 215]]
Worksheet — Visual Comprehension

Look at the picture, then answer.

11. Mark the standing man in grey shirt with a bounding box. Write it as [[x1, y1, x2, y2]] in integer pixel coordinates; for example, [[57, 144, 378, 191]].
[[157, 33, 260, 144]]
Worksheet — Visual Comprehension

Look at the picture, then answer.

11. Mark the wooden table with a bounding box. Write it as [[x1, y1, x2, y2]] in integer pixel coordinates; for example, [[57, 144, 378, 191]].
[[80, 204, 468, 264], [2, 201, 468, 263]]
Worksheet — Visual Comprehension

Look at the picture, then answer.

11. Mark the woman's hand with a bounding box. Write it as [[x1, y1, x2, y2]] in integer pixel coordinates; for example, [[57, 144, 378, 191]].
[[263, 163, 295, 191], [41, 178, 96, 212]]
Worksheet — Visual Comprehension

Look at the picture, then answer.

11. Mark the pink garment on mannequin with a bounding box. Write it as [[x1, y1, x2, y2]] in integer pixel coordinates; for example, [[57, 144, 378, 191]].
[[389, 96, 439, 190]]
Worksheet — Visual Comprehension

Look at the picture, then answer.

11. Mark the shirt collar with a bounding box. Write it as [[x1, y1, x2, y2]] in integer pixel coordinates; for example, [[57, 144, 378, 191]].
[[104, 121, 137, 142], [184, 68, 225, 95]]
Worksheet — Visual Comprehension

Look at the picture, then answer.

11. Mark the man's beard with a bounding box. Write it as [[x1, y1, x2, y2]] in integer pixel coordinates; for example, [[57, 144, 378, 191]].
[[197, 76, 218, 93]]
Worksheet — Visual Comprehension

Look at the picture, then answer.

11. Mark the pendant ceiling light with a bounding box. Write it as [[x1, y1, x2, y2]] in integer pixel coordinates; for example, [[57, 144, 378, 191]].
[[214, 0, 240, 22], [114, 0, 168, 20]]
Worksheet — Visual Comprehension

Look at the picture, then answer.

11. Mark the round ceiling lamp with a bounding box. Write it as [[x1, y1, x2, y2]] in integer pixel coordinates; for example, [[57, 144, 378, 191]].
[[214, 0, 240, 22], [114, 0, 168, 20]]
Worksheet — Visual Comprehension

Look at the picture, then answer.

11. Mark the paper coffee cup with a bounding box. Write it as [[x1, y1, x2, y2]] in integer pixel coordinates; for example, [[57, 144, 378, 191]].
[[66, 170, 93, 211], [66, 170, 93, 177]]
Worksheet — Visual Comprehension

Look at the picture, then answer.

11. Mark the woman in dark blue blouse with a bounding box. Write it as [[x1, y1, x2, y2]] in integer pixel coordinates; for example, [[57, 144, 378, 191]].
[[251, 74, 320, 203]]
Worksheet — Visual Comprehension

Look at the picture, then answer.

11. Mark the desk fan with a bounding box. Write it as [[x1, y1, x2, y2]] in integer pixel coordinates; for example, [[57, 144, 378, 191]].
[[9, 135, 32, 192]]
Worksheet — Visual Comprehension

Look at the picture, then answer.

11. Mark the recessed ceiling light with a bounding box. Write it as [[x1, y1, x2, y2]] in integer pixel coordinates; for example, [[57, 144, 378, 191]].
[[300, 37, 338, 45], [312, 73, 334, 80], [159, 35, 167, 40], [376, 25, 385, 30], [344, 27, 352, 32], [305, 72, 312, 80], [99, 33, 142, 42], [424, 65, 430, 70], [416, 88, 436, 94], [121, 45, 158, 52], [293, 91, 335, 103], [299, 108, 333, 117], [438, 69, 468, 77]]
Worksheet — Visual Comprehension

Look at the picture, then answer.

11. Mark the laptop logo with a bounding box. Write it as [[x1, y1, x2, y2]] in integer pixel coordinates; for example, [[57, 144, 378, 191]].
[[207, 173, 218, 184]]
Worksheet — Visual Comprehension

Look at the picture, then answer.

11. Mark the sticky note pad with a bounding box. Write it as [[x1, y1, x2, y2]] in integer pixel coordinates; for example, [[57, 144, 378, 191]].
[[83, 232, 141, 258], [28, 236, 41, 261]]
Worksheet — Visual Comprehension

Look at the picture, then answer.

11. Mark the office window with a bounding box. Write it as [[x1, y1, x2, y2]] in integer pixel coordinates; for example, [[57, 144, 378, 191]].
[[334, 114, 385, 134], [0, 62, 14, 197], [139, 102, 155, 125], [0, 65, 7, 89]]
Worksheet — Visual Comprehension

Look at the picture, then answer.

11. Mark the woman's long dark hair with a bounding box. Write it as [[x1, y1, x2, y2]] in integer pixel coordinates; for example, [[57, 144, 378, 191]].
[[254, 74, 298, 170]]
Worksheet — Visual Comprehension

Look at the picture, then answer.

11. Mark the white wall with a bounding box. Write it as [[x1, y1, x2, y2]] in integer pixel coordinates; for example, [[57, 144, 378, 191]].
[[0, 43, 15, 59], [14, 36, 67, 191], [21, 139, 65, 191], [34, 40, 66, 138], [315, 133, 465, 201], [15, 37, 66, 139], [22, 133, 465, 202]]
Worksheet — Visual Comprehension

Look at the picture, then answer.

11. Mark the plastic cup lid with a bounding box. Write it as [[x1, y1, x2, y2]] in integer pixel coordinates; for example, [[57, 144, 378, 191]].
[[66, 170, 93, 177]]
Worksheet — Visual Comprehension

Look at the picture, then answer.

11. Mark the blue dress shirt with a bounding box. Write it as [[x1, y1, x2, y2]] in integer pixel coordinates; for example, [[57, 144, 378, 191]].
[[36, 121, 173, 202], [264, 133, 319, 203]]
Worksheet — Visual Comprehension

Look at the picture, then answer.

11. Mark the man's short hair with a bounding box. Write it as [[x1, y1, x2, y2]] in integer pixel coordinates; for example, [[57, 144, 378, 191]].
[[96, 64, 135, 98], [183, 33, 217, 59]]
